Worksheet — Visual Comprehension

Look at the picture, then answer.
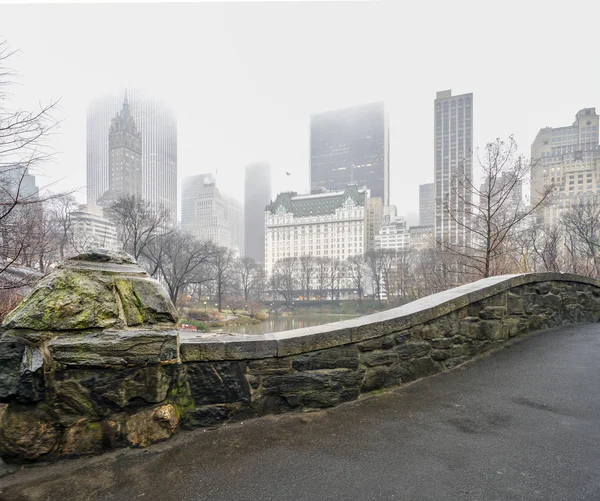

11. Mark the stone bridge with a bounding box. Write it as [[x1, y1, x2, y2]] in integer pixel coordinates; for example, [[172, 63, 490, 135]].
[[1, 250, 600, 463]]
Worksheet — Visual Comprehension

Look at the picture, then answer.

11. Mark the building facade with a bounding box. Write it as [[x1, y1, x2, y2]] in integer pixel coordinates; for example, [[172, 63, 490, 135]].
[[434, 90, 473, 246], [98, 93, 142, 207], [409, 225, 434, 251], [419, 182, 434, 227], [244, 162, 271, 263], [364, 197, 383, 253], [87, 90, 177, 220], [69, 204, 119, 253], [375, 206, 410, 252], [181, 174, 244, 255], [310, 102, 389, 206], [265, 185, 368, 295], [531, 108, 600, 225]]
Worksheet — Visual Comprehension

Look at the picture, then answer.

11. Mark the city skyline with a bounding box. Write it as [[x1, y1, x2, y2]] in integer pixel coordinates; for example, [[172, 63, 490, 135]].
[[0, 2, 598, 222]]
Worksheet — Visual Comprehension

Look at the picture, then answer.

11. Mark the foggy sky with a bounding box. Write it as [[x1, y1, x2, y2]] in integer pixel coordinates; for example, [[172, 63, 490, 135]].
[[1, 0, 598, 222]]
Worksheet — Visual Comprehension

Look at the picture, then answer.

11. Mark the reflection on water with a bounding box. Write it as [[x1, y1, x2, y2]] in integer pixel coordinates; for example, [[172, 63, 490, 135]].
[[227, 313, 360, 335]]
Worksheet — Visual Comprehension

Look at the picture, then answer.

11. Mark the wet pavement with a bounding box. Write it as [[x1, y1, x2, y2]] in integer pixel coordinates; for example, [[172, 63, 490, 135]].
[[1, 323, 599, 501]]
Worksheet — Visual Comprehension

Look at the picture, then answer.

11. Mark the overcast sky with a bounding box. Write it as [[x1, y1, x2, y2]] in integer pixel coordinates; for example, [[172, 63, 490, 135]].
[[1, 0, 598, 222]]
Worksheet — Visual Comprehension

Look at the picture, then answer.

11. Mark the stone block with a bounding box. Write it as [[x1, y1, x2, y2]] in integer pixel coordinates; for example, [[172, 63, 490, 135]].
[[506, 292, 524, 315], [186, 362, 251, 405], [292, 345, 359, 371], [262, 371, 330, 394], [431, 338, 453, 349], [48, 329, 179, 366], [431, 349, 451, 361], [180, 404, 235, 429], [408, 357, 441, 379], [470, 320, 503, 341], [394, 341, 430, 360], [61, 419, 113, 456], [479, 306, 506, 320], [0, 333, 27, 400], [356, 334, 395, 352], [361, 366, 398, 393], [0, 408, 59, 461], [125, 404, 178, 448], [247, 357, 293, 375], [360, 349, 398, 367]]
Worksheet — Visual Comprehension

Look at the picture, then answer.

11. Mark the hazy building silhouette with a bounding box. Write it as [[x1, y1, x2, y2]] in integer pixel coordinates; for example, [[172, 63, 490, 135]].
[[181, 173, 244, 255], [419, 183, 434, 227], [434, 90, 473, 245], [98, 93, 142, 207], [87, 89, 177, 220], [531, 107, 600, 225], [310, 102, 389, 205], [244, 163, 271, 263], [364, 196, 383, 252], [375, 205, 409, 252]]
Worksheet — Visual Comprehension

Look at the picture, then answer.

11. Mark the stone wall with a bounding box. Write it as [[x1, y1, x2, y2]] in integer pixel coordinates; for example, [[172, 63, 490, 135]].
[[2, 265, 600, 462]]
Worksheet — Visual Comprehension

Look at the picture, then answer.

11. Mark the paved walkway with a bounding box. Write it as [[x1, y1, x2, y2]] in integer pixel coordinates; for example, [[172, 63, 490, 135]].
[[2, 323, 600, 501]]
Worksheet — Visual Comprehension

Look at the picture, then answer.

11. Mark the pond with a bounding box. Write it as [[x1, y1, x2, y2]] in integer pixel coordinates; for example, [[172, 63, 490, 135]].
[[225, 313, 361, 335]]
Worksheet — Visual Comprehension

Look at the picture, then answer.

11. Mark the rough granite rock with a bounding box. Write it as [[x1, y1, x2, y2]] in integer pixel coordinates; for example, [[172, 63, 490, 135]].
[[125, 404, 179, 447], [2, 249, 177, 334]]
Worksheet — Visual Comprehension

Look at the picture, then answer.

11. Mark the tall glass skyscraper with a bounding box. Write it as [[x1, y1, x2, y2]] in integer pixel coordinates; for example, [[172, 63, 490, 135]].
[[310, 102, 389, 206], [434, 90, 473, 246], [86, 90, 177, 220]]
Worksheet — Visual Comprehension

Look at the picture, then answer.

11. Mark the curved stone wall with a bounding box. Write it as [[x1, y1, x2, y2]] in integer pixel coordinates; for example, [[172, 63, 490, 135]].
[[2, 271, 600, 462]]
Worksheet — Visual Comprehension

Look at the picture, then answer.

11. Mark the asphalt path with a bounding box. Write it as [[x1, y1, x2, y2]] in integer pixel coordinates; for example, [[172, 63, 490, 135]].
[[1, 323, 599, 501]]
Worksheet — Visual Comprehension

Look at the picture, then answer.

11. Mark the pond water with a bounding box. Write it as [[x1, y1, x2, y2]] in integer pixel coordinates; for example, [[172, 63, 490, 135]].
[[225, 313, 360, 335]]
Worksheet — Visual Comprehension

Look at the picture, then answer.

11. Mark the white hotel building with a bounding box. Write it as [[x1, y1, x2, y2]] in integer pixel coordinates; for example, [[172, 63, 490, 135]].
[[265, 185, 368, 291]]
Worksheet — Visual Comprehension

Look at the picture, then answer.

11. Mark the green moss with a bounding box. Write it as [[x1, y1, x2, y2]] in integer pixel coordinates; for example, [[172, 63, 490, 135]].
[[115, 279, 144, 326]]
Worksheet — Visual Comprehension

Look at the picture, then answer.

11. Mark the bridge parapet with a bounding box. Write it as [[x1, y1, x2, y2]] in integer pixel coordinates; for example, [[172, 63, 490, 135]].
[[1, 258, 599, 462]]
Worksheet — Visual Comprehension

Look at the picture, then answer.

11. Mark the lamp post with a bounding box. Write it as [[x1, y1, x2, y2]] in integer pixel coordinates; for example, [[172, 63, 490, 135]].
[[203, 301, 207, 314]]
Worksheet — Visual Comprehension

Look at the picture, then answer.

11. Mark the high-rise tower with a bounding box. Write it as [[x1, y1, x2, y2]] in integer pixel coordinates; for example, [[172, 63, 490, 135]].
[[244, 162, 271, 263], [434, 90, 473, 245], [310, 102, 389, 206], [99, 92, 142, 206], [87, 90, 177, 220]]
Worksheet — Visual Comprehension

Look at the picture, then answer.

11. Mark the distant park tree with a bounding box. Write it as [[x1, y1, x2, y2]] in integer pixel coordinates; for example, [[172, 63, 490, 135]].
[[299, 255, 315, 300], [347, 255, 366, 302], [106, 194, 171, 262], [270, 257, 297, 306], [211, 246, 235, 312], [144, 230, 214, 306], [235, 256, 263, 301]]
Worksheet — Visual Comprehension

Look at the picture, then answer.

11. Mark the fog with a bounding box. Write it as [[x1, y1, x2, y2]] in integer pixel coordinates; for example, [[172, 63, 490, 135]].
[[0, 0, 598, 220]]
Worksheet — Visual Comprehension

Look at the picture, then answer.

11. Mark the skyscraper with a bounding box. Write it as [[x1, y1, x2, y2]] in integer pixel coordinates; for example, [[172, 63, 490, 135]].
[[531, 107, 600, 225], [244, 162, 271, 263], [310, 102, 389, 206], [98, 93, 142, 207], [181, 174, 244, 255], [434, 90, 473, 245], [86, 90, 177, 220], [419, 183, 434, 227]]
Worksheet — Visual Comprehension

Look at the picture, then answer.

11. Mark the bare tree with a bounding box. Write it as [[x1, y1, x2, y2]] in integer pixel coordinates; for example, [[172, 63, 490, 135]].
[[347, 255, 366, 302], [315, 256, 329, 300], [365, 251, 385, 303], [144, 230, 214, 306], [105, 194, 171, 263], [0, 39, 62, 285], [212, 246, 235, 312], [327, 258, 342, 303], [442, 136, 553, 279], [562, 197, 600, 277], [298, 255, 315, 300], [235, 256, 263, 301], [270, 257, 297, 306]]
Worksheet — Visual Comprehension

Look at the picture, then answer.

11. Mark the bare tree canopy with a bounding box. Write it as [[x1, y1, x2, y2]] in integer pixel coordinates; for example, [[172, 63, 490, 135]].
[[0, 39, 64, 287], [443, 136, 553, 279], [105, 194, 171, 262]]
